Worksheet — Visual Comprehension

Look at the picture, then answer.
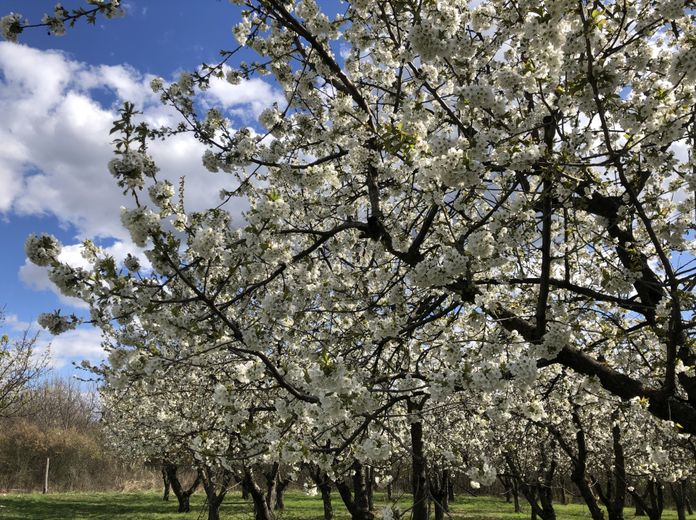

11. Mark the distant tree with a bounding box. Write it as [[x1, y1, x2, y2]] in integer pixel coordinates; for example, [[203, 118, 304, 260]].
[[0, 312, 48, 419], [21, 377, 99, 430]]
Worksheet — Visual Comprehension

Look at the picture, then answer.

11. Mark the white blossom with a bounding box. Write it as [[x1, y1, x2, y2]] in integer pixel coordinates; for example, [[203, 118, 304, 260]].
[[25, 233, 62, 267]]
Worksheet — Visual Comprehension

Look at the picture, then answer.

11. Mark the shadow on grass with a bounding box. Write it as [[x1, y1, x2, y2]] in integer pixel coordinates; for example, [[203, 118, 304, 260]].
[[0, 492, 212, 520]]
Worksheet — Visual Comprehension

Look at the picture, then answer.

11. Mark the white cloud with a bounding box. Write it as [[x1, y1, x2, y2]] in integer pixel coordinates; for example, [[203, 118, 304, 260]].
[[203, 65, 285, 115], [19, 261, 90, 310], [669, 138, 689, 164], [205, 74, 284, 120], [0, 44, 149, 239], [0, 42, 278, 315], [33, 326, 105, 369], [0, 42, 276, 241], [1, 313, 32, 332], [0, 162, 22, 212], [1, 316, 104, 370]]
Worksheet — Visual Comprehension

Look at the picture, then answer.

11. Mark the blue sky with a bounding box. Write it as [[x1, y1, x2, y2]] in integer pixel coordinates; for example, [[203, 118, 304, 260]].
[[0, 1, 280, 373]]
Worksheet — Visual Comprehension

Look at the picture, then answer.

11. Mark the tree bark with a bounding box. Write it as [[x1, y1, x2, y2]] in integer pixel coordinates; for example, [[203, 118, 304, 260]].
[[320, 480, 334, 520], [682, 480, 693, 515], [162, 466, 171, 501], [569, 410, 605, 520], [603, 413, 626, 520], [559, 477, 568, 505], [164, 463, 201, 513], [571, 473, 604, 520], [409, 399, 429, 520], [635, 496, 647, 517], [352, 461, 373, 520], [531, 487, 538, 520], [512, 478, 521, 513], [629, 481, 664, 520], [243, 467, 275, 520], [264, 463, 279, 511], [505, 453, 556, 520], [501, 474, 520, 511], [365, 466, 374, 512], [309, 467, 333, 520], [431, 469, 450, 520], [501, 475, 512, 503], [538, 482, 556, 520], [321, 483, 334, 520], [275, 478, 289, 511], [336, 477, 355, 516], [200, 467, 231, 520], [335, 461, 374, 520], [207, 495, 222, 520], [649, 481, 664, 520], [672, 482, 687, 520]]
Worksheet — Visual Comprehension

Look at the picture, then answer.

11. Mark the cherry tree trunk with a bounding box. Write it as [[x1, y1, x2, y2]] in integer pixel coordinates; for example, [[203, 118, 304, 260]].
[[164, 463, 201, 513], [604, 416, 627, 520], [365, 466, 374, 512], [671, 482, 687, 520], [505, 454, 556, 520], [538, 484, 557, 520], [161, 466, 171, 501], [409, 400, 429, 520], [501, 476, 512, 503], [244, 468, 275, 520], [335, 461, 374, 520], [352, 461, 373, 520], [501, 474, 520, 511], [559, 478, 568, 505], [264, 463, 279, 511], [207, 496, 222, 520], [682, 480, 693, 515], [320, 482, 334, 520], [275, 479, 289, 511], [630, 482, 664, 520], [431, 470, 450, 520], [569, 409, 604, 520], [200, 467, 232, 520], [309, 467, 333, 520], [571, 473, 605, 520]]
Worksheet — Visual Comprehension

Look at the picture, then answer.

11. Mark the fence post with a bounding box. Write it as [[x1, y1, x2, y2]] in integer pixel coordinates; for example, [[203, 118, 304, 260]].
[[43, 457, 50, 494]]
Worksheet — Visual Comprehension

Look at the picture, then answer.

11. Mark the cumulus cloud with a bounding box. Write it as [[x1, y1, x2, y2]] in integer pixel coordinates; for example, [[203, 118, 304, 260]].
[[205, 71, 285, 120], [1, 314, 104, 369], [1, 42, 278, 315], [0, 162, 23, 212], [33, 326, 106, 369], [1, 313, 32, 332], [19, 261, 90, 310], [0, 42, 278, 239], [0, 44, 148, 239]]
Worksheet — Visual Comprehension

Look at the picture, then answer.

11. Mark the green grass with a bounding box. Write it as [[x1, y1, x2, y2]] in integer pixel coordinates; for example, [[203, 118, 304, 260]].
[[0, 491, 681, 519]]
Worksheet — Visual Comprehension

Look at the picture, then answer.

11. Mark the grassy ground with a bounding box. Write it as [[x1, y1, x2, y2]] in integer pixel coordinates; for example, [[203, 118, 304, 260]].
[[0, 491, 681, 519]]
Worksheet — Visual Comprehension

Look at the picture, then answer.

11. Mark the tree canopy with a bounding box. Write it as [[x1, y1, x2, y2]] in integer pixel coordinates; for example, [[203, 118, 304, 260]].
[[2, 0, 696, 518]]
